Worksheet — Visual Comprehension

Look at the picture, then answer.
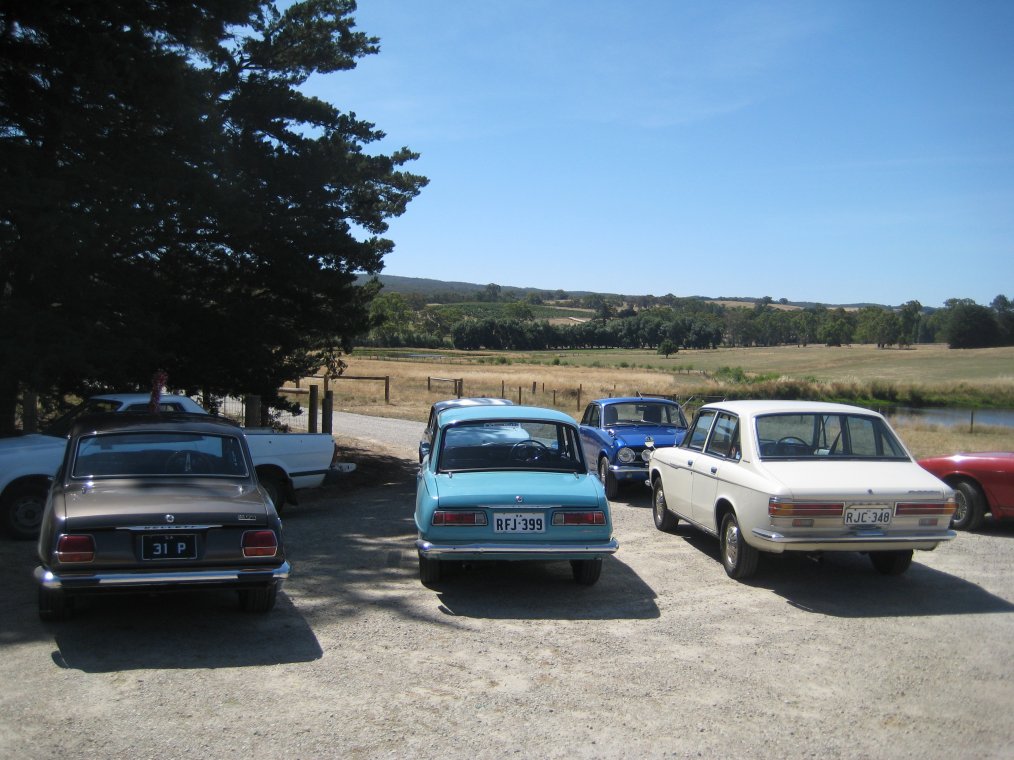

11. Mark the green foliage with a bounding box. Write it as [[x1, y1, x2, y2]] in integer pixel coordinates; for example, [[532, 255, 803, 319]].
[[0, 0, 428, 431]]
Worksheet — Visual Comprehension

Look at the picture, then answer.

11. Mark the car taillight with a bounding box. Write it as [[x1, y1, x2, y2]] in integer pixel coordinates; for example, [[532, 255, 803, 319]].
[[432, 511, 488, 526], [56, 534, 95, 563], [897, 499, 956, 526], [896, 500, 956, 516], [768, 499, 845, 517], [552, 511, 606, 526], [242, 530, 278, 558]]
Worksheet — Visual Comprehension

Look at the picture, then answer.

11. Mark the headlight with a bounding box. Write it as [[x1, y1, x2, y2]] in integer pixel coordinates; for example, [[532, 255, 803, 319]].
[[640, 449, 652, 462], [617, 447, 635, 464]]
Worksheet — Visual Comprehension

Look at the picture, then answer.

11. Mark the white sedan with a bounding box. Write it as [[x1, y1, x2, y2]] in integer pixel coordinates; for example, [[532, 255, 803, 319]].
[[648, 400, 956, 579]]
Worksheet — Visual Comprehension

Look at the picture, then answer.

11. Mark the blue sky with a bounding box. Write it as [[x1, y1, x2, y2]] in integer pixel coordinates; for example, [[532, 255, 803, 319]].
[[304, 0, 1013, 307]]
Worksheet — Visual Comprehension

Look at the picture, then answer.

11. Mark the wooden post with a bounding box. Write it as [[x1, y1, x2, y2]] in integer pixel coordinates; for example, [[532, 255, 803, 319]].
[[427, 377, 432, 391], [552, 390, 557, 405], [501, 379, 505, 397], [323, 390, 333, 434], [970, 409, 975, 434], [22, 391, 38, 433], [577, 384, 582, 410], [518, 386, 522, 404], [384, 376, 390, 403], [531, 381, 536, 394], [308, 385, 319, 433], [244, 395, 261, 428]]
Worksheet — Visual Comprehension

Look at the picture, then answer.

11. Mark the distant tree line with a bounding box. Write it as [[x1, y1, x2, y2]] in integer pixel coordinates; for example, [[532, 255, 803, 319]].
[[360, 291, 1014, 352]]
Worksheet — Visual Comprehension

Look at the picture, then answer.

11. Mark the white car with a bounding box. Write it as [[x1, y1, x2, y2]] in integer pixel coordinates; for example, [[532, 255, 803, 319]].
[[648, 400, 956, 579]]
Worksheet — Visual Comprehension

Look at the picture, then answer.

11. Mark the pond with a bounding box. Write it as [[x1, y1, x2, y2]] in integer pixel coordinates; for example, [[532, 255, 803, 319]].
[[881, 406, 1014, 430]]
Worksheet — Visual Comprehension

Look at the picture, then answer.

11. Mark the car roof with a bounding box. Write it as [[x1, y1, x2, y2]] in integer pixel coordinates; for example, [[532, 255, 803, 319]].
[[438, 405, 577, 427], [92, 392, 199, 405], [69, 412, 242, 438], [432, 397, 514, 414], [699, 399, 884, 418], [593, 396, 679, 405]]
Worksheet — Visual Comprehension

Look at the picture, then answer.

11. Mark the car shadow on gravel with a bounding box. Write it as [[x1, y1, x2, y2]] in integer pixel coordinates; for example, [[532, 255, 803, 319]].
[[425, 557, 659, 621], [47, 591, 323, 672], [671, 526, 1014, 618]]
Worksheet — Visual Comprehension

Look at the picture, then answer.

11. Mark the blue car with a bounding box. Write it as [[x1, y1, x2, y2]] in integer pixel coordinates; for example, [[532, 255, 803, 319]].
[[579, 397, 689, 499], [415, 405, 618, 587]]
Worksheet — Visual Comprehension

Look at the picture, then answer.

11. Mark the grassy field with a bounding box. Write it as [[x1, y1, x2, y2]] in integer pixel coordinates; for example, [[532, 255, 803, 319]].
[[289, 343, 1014, 459]]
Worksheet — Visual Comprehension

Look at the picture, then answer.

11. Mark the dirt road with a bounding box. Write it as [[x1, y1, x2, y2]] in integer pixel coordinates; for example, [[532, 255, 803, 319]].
[[1, 423, 1012, 759]]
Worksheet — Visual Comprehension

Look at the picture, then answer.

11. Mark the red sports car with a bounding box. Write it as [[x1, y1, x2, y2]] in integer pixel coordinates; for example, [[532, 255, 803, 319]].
[[918, 452, 1014, 530]]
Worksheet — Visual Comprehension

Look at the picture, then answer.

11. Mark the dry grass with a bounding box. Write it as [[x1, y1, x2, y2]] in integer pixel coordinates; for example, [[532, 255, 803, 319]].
[[281, 347, 1014, 459]]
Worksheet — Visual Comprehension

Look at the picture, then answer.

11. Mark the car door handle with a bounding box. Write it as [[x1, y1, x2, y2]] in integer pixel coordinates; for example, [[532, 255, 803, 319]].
[[687, 460, 694, 466], [710, 466, 718, 474]]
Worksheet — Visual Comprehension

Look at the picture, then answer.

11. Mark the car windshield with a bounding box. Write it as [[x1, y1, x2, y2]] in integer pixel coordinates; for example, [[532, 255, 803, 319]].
[[438, 420, 585, 473], [603, 402, 686, 427], [755, 413, 910, 461], [72, 431, 249, 478]]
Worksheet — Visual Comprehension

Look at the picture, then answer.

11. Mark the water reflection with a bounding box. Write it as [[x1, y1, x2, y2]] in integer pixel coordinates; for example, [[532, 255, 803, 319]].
[[882, 406, 1014, 429]]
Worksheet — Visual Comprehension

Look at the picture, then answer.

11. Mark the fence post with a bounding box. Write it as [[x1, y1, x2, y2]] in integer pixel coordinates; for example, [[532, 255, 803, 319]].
[[531, 381, 536, 394], [970, 409, 975, 434], [22, 391, 38, 433], [501, 379, 505, 397], [308, 385, 319, 433], [518, 386, 522, 404], [577, 384, 582, 411], [385, 376, 391, 403], [244, 395, 261, 428], [323, 390, 333, 435]]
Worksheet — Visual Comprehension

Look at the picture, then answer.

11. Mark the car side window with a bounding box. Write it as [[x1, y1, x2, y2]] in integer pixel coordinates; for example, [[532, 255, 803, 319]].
[[584, 405, 600, 427], [684, 410, 717, 452], [705, 413, 740, 460]]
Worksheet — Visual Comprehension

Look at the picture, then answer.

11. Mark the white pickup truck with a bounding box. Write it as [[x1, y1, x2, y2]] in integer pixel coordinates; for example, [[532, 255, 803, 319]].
[[0, 393, 341, 539]]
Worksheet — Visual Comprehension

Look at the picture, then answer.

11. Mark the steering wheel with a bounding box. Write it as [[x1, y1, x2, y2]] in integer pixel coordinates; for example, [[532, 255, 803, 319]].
[[165, 450, 213, 474], [777, 436, 808, 447], [510, 440, 549, 463]]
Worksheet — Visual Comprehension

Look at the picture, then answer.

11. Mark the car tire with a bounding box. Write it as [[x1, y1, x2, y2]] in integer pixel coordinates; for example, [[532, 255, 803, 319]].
[[720, 511, 759, 580], [869, 550, 913, 576], [419, 552, 441, 587], [652, 479, 678, 532], [571, 558, 602, 586], [38, 586, 73, 622], [598, 457, 618, 499], [1, 483, 48, 540], [260, 476, 286, 515], [951, 481, 985, 531], [238, 584, 278, 613]]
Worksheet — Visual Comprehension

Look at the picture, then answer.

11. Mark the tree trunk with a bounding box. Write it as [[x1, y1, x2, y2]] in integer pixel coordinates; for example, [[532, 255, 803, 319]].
[[0, 375, 20, 436]]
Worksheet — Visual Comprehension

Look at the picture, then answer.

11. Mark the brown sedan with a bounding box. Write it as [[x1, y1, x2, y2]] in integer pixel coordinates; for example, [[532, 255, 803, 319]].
[[34, 412, 290, 620]]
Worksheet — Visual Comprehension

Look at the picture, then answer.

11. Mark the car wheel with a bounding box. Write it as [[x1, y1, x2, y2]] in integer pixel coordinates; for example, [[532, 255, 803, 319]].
[[38, 586, 73, 622], [260, 476, 286, 514], [419, 552, 441, 587], [598, 457, 618, 499], [869, 550, 913, 576], [951, 481, 985, 531], [720, 511, 758, 580], [652, 479, 678, 532], [238, 584, 278, 613], [1, 483, 48, 540], [571, 558, 602, 586]]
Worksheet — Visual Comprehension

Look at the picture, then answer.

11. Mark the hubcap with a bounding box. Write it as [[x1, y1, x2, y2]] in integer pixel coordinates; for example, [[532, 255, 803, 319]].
[[724, 520, 740, 567], [654, 489, 664, 519], [953, 491, 968, 523], [13, 496, 43, 532]]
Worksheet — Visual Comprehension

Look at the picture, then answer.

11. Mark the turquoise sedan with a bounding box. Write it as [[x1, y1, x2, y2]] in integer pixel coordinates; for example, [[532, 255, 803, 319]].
[[415, 405, 618, 586]]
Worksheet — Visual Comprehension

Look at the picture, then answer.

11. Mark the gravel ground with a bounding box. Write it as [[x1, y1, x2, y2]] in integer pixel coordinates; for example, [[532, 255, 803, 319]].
[[1, 414, 1013, 759]]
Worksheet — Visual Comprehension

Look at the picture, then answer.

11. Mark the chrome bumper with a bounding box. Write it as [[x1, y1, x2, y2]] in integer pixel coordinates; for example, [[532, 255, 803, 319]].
[[416, 539, 619, 558], [35, 561, 291, 590], [751, 529, 956, 554]]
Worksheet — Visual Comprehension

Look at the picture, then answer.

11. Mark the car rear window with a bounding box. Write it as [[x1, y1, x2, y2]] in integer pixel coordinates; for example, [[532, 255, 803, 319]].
[[73, 431, 249, 478], [438, 420, 584, 473], [755, 413, 909, 460]]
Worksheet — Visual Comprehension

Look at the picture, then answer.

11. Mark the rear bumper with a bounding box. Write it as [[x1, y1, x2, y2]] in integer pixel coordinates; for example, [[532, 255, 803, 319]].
[[416, 538, 619, 561], [751, 529, 956, 554], [35, 561, 290, 591]]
